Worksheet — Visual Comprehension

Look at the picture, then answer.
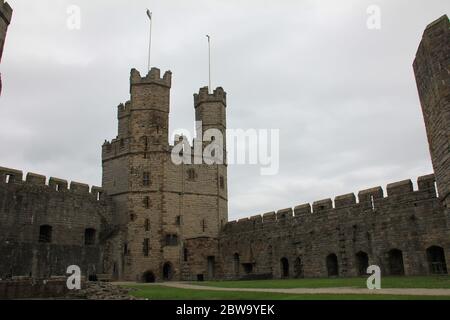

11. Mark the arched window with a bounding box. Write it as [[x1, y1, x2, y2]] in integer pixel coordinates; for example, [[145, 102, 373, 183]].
[[326, 254, 339, 277], [84, 228, 96, 246], [39, 225, 52, 243]]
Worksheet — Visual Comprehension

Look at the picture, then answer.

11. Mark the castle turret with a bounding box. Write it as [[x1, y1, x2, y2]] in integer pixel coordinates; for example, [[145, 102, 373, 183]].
[[0, 1, 12, 95], [194, 87, 227, 147], [414, 15, 450, 207]]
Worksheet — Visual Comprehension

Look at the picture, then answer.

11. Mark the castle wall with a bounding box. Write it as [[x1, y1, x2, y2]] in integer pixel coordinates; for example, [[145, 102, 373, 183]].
[[0, 167, 118, 279], [219, 175, 450, 279]]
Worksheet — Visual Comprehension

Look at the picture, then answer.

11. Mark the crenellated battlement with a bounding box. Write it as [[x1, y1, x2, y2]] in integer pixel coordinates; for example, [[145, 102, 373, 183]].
[[0, 0, 13, 24], [102, 137, 131, 159], [0, 166, 107, 200], [130, 68, 172, 88], [117, 101, 131, 119], [224, 174, 439, 231], [194, 87, 227, 108]]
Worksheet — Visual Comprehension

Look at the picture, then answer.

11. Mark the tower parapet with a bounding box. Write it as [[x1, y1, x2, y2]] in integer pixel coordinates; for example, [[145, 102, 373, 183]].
[[194, 87, 227, 108], [130, 68, 172, 89]]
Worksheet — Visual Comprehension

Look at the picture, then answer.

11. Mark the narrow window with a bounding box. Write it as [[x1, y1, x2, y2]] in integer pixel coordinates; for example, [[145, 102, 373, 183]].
[[39, 225, 52, 243], [370, 195, 375, 211], [84, 228, 96, 246], [143, 196, 150, 208], [219, 176, 225, 189], [176, 216, 182, 226], [165, 234, 178, 246], [123, 242, 128, 255], [143, 238, 149, 257], [187, 169, 196, 181], [144, 219, 150, 231], [201, 219, 206, 232], [143, 172, 150, 186], [184, 247, 188, 262]]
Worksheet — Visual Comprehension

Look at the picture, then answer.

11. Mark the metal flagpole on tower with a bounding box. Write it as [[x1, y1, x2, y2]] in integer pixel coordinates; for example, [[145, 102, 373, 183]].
[[206, 35, 211, 94], [146, 9, 153, 72]]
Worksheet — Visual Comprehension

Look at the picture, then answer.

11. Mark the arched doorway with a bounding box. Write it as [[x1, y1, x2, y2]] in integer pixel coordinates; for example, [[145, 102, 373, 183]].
[[426, 246, 448, 274], [326, 254, 339, 277], [163, 262, 173, 281], [388, 249, 405, 275], [142, 271, 155, 283], [355, 251, 369, 276], [280, 258, 289, 278], [294, 257, 304, 278]]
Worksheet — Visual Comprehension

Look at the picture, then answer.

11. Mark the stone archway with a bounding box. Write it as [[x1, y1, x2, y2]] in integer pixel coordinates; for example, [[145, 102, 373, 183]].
[[142, 271, 155, 283], [280, 258, 289, 278], [326, 254, 339, 277], [355, 251, 369, 276], [426, 246, 448, 274], [388, 249, 405, 276], [163, 262, 173, 281]]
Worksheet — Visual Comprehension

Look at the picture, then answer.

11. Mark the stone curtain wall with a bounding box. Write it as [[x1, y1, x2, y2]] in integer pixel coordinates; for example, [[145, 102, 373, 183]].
[[219, 175, 450, 279], [0, 166, 118, 279]]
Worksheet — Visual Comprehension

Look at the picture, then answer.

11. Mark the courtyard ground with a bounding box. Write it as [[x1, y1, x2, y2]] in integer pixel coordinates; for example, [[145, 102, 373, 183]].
[[118, 276, 450, 300]]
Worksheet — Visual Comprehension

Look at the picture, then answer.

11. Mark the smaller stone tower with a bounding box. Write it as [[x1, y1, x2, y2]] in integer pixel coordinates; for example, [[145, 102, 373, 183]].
[[0, 1, 12, 95], [414, 15, 450, 208]]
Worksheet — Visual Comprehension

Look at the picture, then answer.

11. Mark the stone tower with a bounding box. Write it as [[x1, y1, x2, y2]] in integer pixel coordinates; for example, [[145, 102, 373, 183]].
[[102, 68, 228, 282], [414, 15, 450, 208], [0, 0, 12, 95]]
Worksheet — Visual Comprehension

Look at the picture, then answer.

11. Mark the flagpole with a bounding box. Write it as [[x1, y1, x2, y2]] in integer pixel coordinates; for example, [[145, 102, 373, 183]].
[[147, 10, 153, 72], [206, 35, 211, 94]]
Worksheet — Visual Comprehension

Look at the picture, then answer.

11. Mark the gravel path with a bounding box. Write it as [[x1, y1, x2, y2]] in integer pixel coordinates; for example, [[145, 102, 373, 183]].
[[115, 281, 450, 297]]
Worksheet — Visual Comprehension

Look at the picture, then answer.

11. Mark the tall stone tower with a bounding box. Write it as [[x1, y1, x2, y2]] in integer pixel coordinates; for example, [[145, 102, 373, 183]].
[[0, 0, 12, 95], [102, 68, 228, 282], [414, 15, 450, 208]]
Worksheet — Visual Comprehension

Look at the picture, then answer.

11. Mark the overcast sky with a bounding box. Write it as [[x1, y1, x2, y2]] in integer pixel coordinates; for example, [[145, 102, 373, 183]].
[[0, 0, 448, 220]]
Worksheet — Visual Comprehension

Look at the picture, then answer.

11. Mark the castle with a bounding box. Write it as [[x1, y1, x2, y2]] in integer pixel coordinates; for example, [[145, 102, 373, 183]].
[[0, 2, 449, 283]]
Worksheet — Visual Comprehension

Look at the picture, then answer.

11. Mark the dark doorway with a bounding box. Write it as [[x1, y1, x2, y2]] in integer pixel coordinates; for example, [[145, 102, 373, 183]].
[[294, 257, 304, 278], [197, 274, 204, 281], [142, 271, 155, 283], [39, 225, 53, 243], [326, 254, 339, 277], [355, 251, 369, 276], [243, 263, 253, 274], [84, 228, 96, 246], [388, 249, 405, 275], [426, 246, 448, 274], [280, 258, 289, 278], [163, 262, 173, 281]]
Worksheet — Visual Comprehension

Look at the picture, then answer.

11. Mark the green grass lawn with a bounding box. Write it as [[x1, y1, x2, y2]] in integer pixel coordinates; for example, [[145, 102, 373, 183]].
[[192, 276, 450, 289], [125, 285, 450, 300]]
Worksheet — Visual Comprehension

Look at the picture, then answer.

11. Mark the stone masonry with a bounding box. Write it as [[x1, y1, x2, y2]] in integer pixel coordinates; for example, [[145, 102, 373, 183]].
[[0, 0, 12, 95], [0, 5, 449, 286]]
